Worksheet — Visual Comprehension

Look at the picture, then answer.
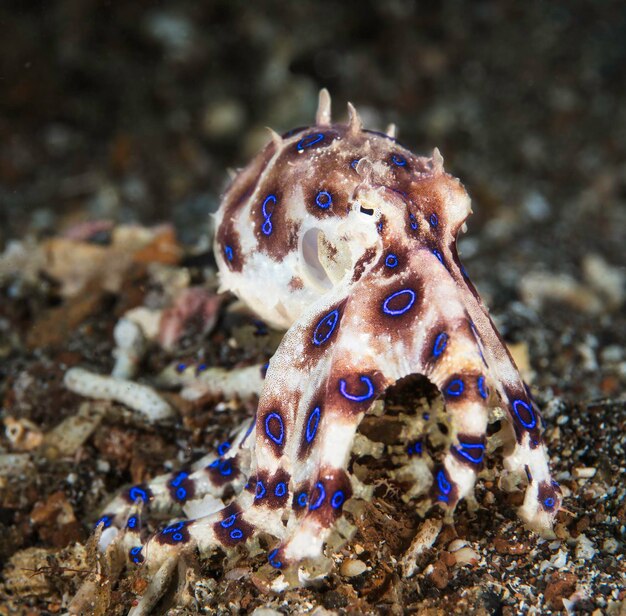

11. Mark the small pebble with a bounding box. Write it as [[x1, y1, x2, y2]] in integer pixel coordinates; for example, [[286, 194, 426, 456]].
[[340, 558, 367, 577]]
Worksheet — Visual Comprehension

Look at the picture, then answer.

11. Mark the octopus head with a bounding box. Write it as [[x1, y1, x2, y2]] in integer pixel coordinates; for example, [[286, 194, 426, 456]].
[[214, 90, 473, 328]]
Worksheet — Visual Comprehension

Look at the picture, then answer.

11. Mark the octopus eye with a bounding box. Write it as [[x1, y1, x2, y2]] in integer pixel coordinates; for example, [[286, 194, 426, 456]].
[[359, 205, 374, 216]]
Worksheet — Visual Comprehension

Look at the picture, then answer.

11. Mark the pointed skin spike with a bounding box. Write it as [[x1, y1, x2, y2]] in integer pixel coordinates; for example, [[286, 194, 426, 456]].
[[266, 127, 283, 148], [386, 123, 397, 138], [347, 102, 362, 135], [316, 88, 332, 126], [432, 147, 444, 174]]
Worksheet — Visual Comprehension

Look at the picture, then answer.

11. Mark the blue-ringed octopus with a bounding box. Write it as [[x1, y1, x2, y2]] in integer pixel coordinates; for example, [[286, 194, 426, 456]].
[[69, 90, 562, 615]]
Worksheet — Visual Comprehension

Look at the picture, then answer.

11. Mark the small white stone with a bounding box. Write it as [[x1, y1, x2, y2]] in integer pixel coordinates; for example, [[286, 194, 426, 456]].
[[452, 546, 480, 566], [575, 534, 596, 561], [340, 558, 367, 577], [602, 537, 619, 554], [573, 467, 596, 479]]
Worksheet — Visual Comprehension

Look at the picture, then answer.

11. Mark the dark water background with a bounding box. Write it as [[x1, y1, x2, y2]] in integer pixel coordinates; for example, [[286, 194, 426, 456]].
[[1, 1, 624, 248]]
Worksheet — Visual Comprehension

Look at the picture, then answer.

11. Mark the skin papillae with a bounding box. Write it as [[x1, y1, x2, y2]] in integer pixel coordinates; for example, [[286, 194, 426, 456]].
[[70, 90, 562, 616]]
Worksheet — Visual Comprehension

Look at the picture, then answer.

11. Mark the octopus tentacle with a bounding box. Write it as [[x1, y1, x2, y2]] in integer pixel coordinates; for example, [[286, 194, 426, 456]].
[[444, 254, 562, 529]]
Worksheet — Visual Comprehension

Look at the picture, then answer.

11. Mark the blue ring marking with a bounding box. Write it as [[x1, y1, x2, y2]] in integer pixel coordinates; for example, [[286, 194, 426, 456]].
[[268, 548, 283, 568], [218, 441, 231, 456], [230, 528, 244, 540], [127, 516, 138, 529], [296, 132, 324, 151], [432, 249, 444, 264], [512, 399, 537, 429], [171, 472, 188, 488], [385, 253, 398, 268], [312, 309, 339, 346], [305, 406, 321, 443], [377, 220, 383, 232], [128, 486, 148, 502], [423, 412, 430, 420], [224, 245, 234, 262], [309, 482, 326, 510], [209, 458, 220, 468], [445, 378, 465, 397], [255, 480, 266, 500], [429, 213, 438, 228], [219, 459, 232, 476], [265, 412, 285, 446], [297, 491, 308, 507], [433, 333, 448, 358], [409, 213, 418, 230], [455, 442, 485, 464], [391, 154, 407, 166], [220, 514, 237, 529], [274, 482, 287, 498], [461, 265, 469, 279], [477, 376, 488, 400], [175, 487, 187, 500], [196, 363, 207, 374], [129, 546, 143, 563], [544, 497, 555, 509], [382, 288, 416, 316], [172, 532, 183, 542], [350, 158, 360, 170], [437, 470, 451, 496], [176, 363, 186, 373], [261, 219, 273, 236], [407, 441, 422, 456], [94, 515, 112, 529], [162, 521, 185, 534], [330, 490, 345, 509], [261, 194, 276, 218], [315, 190, 332, 209], [339, 375, 375, 402]]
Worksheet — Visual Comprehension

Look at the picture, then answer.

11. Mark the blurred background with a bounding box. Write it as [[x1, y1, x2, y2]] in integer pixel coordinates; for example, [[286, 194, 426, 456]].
[[1, 1, 624, 240], [0, 1, 624, 399]]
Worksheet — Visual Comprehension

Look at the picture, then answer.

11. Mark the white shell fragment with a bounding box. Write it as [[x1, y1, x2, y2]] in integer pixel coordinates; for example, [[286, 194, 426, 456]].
[[64, 367, 174, 421]]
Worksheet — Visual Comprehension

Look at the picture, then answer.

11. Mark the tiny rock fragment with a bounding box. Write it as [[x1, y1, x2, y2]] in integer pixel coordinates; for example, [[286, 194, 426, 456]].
[[574, 534, 597, 561], [4, 416, 43, 451], [544, 572, 578, 610], [340, 558, 367, 577], [426, 558, 449, 590], [494, 536, 531, 555], [573, 467, 597, 479], [401, 518, 442, 578], [41, 401, 106, 457]]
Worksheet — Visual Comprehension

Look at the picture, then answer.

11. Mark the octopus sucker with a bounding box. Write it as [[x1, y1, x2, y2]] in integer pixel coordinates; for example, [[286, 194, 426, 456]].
[[68, 90, 561, 615]]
